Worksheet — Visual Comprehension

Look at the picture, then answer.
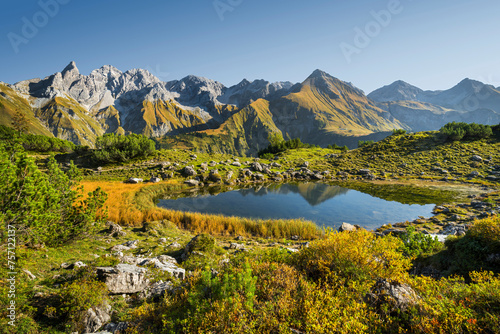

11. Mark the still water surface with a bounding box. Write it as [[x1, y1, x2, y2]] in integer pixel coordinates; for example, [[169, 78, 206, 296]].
[[158, 183, 437, 230]]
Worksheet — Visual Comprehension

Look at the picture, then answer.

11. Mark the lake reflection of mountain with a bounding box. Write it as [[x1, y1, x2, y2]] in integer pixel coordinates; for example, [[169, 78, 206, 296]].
[[238, 183, 350, 206], [158, 183, 436, 229]]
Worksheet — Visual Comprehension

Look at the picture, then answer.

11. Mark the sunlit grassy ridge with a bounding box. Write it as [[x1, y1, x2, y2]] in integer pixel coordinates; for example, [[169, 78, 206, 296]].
[[0, 84, 53, 136], [37, 97, 104, 146], [285, 76, 405, 135]]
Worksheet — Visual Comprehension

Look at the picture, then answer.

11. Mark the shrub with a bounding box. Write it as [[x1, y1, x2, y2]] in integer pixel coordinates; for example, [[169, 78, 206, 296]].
[[160, 261, 257, 333], [440, 122, 493, 141], [437, 217, 500, 277], [293, 229, 411, 287], [392, 129, 407, 136], [92, 133, 156, 164], [0, 145, 107, 246], [22, 134, 75, 153], [258, 136, 317, 157], [0, 125, 76, 153], [60, 279, 109, 333], [412, 272, 500, 333], [326, 143, 349, 152], [358, 140, 375, 148], [398, 226, 443, 258]]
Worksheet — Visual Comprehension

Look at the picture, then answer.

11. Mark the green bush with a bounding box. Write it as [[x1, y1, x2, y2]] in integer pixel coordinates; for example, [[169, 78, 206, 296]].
[[22, 134, 75, 153], [440, 122, 493, 141], [60, 278, 109, 333], [436, 217, 500, 277], [392, 129, 407, 136], [258, 134, 317, 157], [358, 140, 375, 148], [294, 229, 411, 286], [0, 125, 75, 153], [398, 226, 443, 258], [92, 133, 156, 164], [0, 145, 107, 246], [326, 143, 349, 152]]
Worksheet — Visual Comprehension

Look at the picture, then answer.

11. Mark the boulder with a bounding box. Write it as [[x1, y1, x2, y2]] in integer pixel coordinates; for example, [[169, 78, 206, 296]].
[[312, 173, 324, 180], [242, 169, 253, 177], [159, 161, 171, 169], [338, 222, 357, 232], [469, 171, 480, 177], [138, 258, 185, 279], [358, 169, 371, 175], [140, 281, 173, 299], [123, 240, 139, 248], [168, 241, 181, 248], [74, 261, 87, 268], [229, 243, 245, 250], [365, 279, 419, 313], [150, 177, 161, 183], [84, 303, 111, 334], [182, 166, 197, 177], [254, 173, 265, 181], [106, 221, 126, 238], [185, 179, 200, 187], [226, 171, 234, 181], [103, 322, 129, 334], [232, 161, 241, 167], [252, 162, 263, 172], [208, 170, 222, 182], [126, 178, 143, 184], [96, 264, 150, 294], [471, 155, 483, 162]]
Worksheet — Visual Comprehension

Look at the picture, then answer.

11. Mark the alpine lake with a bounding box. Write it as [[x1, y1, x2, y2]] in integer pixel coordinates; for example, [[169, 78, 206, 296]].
[[157, 181, 477, 230]]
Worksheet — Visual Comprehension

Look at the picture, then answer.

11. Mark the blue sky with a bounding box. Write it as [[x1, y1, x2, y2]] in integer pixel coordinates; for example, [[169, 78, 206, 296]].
[[1, 0, 499, 93]]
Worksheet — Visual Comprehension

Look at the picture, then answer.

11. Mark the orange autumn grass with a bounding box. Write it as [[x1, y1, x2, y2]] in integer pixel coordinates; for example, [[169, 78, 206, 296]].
[[81, 180, 321, 240]]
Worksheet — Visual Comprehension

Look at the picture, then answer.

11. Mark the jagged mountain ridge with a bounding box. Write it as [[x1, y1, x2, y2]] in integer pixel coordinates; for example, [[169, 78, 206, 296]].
[[2, 62, 301, 146], [3, 62, 500, 154]]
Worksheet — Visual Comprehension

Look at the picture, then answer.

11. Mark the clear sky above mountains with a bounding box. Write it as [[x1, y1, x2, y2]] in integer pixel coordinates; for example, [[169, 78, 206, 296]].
[[1, 0, 499, 93]]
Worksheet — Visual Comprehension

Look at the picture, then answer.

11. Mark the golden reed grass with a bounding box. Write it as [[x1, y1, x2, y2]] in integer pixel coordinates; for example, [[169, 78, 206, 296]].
[[80, 180, 321, 239]]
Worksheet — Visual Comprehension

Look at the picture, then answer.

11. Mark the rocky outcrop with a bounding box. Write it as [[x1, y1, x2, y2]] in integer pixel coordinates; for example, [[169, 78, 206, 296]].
[[338, 222, 357, 232], [182, 166, 197, 177], [84, 303, 112, 334], [96, 264, 150, 294], [106, 221, 126, 238], [365, 279, 420, 314]]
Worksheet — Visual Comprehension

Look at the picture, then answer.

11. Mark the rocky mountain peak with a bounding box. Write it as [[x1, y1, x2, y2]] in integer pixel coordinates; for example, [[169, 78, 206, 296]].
[[61, 61, 79, 78], [368, 80, 423, 102], [454, 78, 485, 93], [309, 69, 330, 79]]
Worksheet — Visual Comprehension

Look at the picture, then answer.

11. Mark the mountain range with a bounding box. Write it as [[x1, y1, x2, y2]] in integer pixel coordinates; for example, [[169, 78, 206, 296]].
[[2, 62, 500, 155]]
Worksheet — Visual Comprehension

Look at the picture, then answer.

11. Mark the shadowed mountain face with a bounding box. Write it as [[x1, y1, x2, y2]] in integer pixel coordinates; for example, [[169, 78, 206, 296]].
[[2, 62, 500, 153]]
